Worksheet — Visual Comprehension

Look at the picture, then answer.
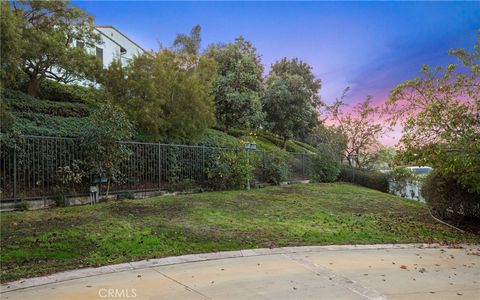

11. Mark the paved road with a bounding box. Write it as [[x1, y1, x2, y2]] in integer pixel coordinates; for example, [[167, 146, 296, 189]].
[[2, 244, 479, 300]]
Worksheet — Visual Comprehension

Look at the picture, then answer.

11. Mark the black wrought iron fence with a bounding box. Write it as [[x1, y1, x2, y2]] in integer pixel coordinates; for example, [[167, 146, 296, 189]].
[[0, 135, 313, 201]]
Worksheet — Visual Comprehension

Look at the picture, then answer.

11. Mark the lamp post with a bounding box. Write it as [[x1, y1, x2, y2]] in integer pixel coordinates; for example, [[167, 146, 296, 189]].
[[244, 142, 257, 190]]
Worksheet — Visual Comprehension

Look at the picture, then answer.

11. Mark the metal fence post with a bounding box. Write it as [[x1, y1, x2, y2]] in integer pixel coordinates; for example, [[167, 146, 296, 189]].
[[13, 143, 17, 201], [302, 153, 305, 179], [262, 150, 266, 180], [158, 143, 161, 189], [202, 145, 205, 180]]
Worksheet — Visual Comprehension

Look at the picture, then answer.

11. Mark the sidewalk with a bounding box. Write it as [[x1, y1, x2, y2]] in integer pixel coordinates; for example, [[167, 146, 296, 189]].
[[1, 244, 479, 299]]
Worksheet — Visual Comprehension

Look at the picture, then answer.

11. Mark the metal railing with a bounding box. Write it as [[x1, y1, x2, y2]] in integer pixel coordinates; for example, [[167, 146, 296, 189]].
[[0, 135, 313, 201]]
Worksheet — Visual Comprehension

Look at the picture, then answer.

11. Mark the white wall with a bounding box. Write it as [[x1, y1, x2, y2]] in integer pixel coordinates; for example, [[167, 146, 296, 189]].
[[94, 35, 122, 68], [96, 27, 145, 63]]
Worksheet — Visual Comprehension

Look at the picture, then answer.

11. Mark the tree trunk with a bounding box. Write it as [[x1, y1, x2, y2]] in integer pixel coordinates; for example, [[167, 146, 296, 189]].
[[282, 137, 288, 149], [27, 76, 40, 97]]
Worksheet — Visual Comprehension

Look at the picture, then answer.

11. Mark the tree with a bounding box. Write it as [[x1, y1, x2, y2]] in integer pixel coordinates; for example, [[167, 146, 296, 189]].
[[270, 57, 322, 108], [173, 24, 202, 55], [385, 31, 480, 193], [102, 49, 217, 143], [81, 103, 134, 197], [206, 37, 264, 131], [263, 58, 322, 145], [262, 73, 318, 148], [10, 0, 102, 96], [325, 88, 386, 168], [0, 1, 24, 90], [305, 124, 347, 161]]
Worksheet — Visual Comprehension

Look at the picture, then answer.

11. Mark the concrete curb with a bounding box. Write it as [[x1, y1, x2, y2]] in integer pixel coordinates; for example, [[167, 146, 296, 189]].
[[1, 243, 460, 293]]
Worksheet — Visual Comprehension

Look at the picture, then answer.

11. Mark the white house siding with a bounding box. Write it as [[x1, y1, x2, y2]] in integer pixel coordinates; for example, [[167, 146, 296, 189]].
[[95, 26, 146, 65], [71, 26, 147, 86], [94, 34, 122, 68]]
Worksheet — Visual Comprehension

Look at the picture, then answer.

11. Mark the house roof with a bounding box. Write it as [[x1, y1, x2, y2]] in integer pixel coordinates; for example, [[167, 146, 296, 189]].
[[95, 25, 149, 54]]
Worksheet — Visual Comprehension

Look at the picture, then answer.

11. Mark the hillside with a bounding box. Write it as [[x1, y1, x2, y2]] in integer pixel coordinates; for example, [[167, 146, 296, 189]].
[[3, 90, 93, 137], [3, 90, 316, 153]]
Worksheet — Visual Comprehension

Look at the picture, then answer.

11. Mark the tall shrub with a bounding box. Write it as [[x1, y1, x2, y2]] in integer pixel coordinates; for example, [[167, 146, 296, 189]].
[[206, 150, 257, 190], [422, 170, 480, 220], [311, 145, 340, 182], [80, 103, 134, 196], [338, 166, 389, 193]]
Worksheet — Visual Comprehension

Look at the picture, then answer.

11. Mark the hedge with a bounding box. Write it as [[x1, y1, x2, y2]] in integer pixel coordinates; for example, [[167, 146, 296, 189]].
[[422, 170, 480, 220], [338, 166, 389, 193], [4, 90, 92, 117]]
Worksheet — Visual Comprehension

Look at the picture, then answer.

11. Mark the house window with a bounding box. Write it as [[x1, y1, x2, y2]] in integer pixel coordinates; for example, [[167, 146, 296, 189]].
[[96, 47, 103, 65], [76, 40, 84, 48]]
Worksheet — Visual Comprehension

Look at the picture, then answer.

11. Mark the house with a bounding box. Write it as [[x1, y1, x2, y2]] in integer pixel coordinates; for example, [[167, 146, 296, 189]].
[[77, 25, 149, 69]]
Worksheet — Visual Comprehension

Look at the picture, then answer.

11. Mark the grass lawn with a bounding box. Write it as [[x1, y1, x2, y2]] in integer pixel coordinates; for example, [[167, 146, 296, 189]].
[[1, 183, 479, 282]]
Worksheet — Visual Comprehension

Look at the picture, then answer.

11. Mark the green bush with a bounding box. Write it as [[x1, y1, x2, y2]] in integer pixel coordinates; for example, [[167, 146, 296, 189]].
[[206, 150, 257, 190], [260, 149, 289, 184], [226, 129, 316, 153], [17, 199, 30, 211], [338, 166, 389, 192], [37, 80, 105, 104], [198, 129, 241, 148], [422, 170, 480, 220], [4, 90, 91, 117], [388, 167, 419, 195], [12, 112, 91, 137], [311, 145, 340, 182]]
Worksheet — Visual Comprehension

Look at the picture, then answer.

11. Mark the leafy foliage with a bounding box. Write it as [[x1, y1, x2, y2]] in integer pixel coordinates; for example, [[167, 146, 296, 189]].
[[4, 90, 91, 117], [0, 1, 23, 90], [102, 50, 216, 143], [422, 170, 480, 220], [3, 90, 92, 137], [263, 74, 317, 147], [206, 37, 264, 131], [388, 167, 419, 195], [260, 149, 289, 185], [80, 103, 134, 195], [311, 144, 341, 182], [36, 79, 106, 104], [173, 24, 202, 55], [269, 57, 322, 108], [386, 32, 480, 193], [305, 125, 347, 160], [206, 150, 258, 190], [0, 98, 15, 133], [263, 58, 322, 146], [197, 129, 241, 148], [338, 166, 389, 193], [9, 1, 102, 96], [324, 88, 386, 168]]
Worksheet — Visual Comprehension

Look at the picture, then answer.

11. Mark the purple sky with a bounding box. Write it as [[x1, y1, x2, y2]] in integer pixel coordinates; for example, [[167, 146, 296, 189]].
[[74, 1, 479, 145]]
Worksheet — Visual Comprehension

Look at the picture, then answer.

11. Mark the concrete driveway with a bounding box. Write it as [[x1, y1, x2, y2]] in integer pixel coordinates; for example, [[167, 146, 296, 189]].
[[1, 244, 479, 300]]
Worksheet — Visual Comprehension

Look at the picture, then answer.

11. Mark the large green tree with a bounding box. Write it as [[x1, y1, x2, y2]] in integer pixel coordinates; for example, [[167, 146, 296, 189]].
[[263, 73, 318, 148], [0, 1, 23, 90], [102, 50, 217, 143], [386, 31, 480, 193], [270, 57, 322, 108], [206, 37, 264, 131], [263, 58, 322, 147], [10, 0, 101, 96]]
